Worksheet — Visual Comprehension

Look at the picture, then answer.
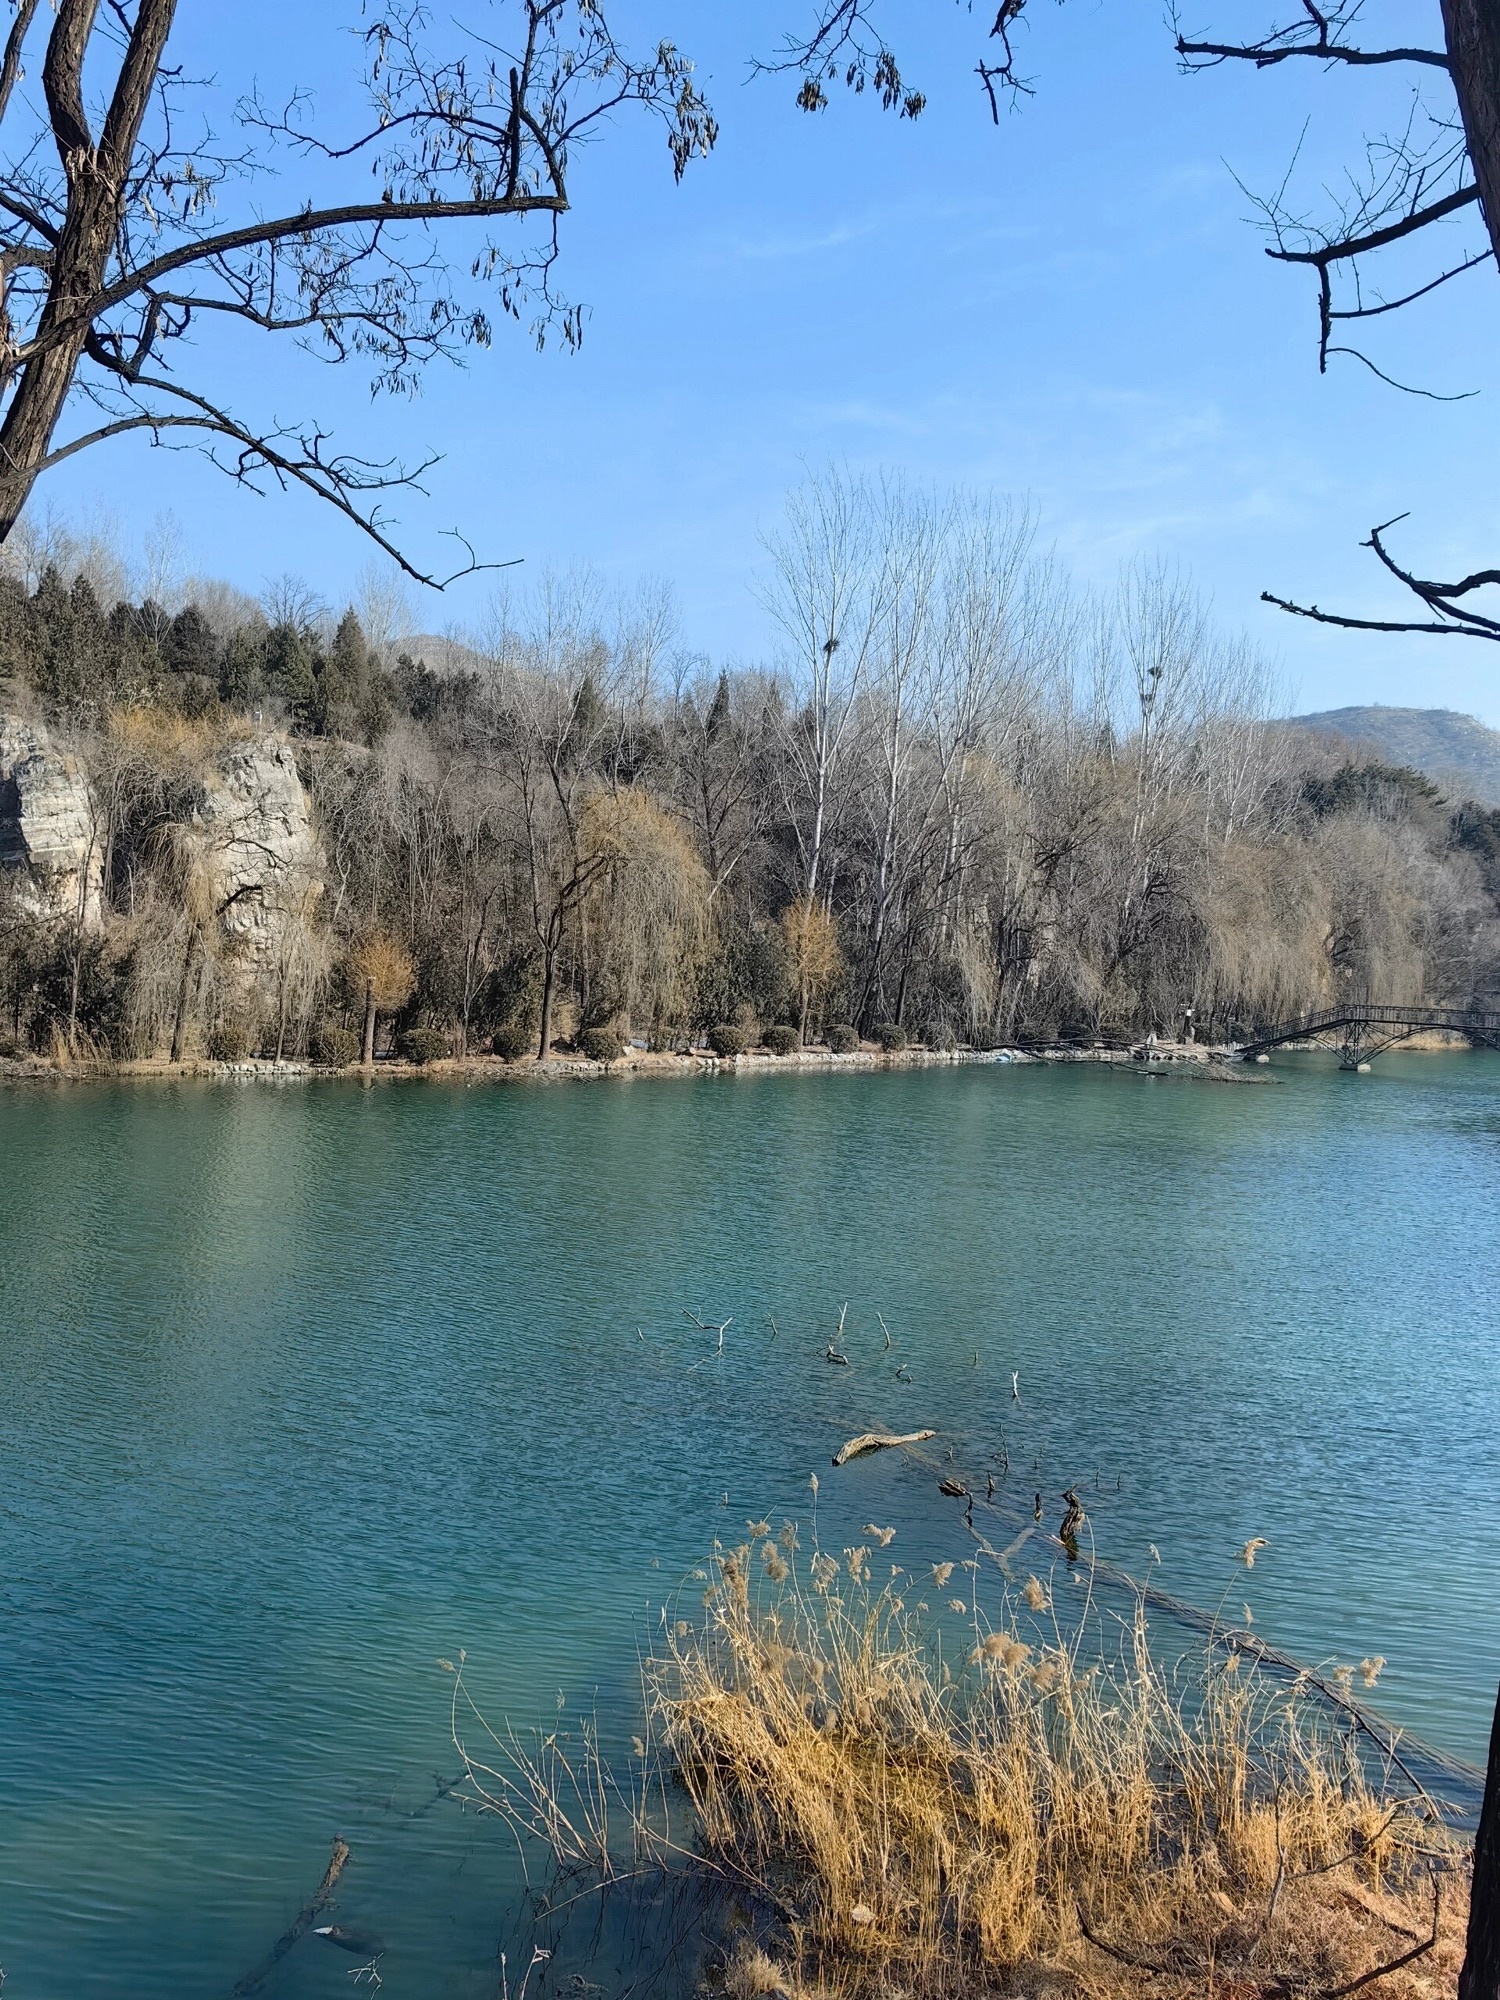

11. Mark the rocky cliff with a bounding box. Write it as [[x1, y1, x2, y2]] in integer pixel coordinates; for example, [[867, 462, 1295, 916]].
[[0, 720, 322, 980], [0, 716, 104, 928], [197, 735, 323, 974]]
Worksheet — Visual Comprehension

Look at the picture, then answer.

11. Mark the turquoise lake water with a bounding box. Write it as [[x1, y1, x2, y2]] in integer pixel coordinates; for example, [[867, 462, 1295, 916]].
[[1, 1054, 1498, 1997]]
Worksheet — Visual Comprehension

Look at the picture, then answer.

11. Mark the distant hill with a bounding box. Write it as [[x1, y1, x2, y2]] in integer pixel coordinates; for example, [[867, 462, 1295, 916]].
[[406, 633, 487, 676], [1291, 706, 1500, 806]]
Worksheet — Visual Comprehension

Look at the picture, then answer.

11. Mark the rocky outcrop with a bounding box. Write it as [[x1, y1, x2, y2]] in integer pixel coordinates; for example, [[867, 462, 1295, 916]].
[[0, 720, 321, 977], [0, 716, 103, 928], [197, 735, 323, 975]]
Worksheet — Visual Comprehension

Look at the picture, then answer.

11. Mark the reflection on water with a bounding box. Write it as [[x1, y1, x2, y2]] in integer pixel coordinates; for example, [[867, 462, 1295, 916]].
[[1, 1054, 1497, 1996]]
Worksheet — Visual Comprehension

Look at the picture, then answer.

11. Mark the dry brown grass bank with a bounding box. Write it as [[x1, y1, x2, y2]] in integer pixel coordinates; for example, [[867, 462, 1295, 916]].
[[452, 1526, 1470, 2000]]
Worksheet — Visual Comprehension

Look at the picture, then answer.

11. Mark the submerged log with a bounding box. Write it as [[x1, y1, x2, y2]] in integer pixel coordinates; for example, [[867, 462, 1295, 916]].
[[230, 1836, 350, 1997], [832, 1428, 936, 1467]]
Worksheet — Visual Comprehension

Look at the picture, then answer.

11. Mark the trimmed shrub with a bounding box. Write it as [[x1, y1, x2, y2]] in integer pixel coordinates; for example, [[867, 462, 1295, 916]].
[[310, 1021, 361, 1068], [206, 1020, 252, 1063], [825, 1022, 859, 1055], [707, 1022, 747, 1059], [398, 1026, 450, 1066], [763, 1024, 800, 1057], [491, 1023, 531, 1062], [578, 1026, 625, 1065], [874, 1020, 907, 1053]]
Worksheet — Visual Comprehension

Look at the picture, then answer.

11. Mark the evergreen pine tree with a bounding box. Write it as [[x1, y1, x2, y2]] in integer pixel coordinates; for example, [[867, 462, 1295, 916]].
[[264, 621, 320, 730]]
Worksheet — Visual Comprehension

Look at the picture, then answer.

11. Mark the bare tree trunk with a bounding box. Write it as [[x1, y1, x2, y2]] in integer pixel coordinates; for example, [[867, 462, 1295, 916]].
[[537, 942, 557, 1059], [361, 978, 377, 1068], [859, 766, 901, 1028], [1444, 2, 1500, 269], [0, 0, 179, 536], [1460, 1678, 1500, 2000], [66, 948, 81, 1055], [168, 922, 200, 1063], [894, 917, 917, 1027]]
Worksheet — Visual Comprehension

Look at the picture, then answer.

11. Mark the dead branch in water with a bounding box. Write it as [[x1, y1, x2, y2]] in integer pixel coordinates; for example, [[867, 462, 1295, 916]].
[[230, 1836, 350, 1997], [832, 1428, 936, 1467]]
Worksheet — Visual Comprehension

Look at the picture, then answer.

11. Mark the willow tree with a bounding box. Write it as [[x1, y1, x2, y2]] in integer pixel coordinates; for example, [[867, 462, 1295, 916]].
[[0, 0, 714, 580], [578, 787, 710, 1043]]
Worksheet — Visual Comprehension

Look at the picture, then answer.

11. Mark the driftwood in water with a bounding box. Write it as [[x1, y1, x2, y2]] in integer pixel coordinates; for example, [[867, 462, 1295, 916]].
[[857, 1424, 1481, 1809], [230, 1835, 350, 1996], [832, 1428, 935, 1467], [962, 1499, 1480, 1806]]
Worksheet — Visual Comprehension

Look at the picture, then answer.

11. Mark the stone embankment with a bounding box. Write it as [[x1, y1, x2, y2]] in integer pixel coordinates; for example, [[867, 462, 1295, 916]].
[[0, 1023, 1266, 1085], [4, 1040, 1250, 1085]]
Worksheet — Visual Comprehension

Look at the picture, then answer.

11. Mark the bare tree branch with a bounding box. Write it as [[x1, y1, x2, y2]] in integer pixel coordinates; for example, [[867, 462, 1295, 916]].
[[0, 0, 43, 130], [1266, 180, 1480, 270], [1265, 518, 1500, 641], [0, 0, 717, 582]]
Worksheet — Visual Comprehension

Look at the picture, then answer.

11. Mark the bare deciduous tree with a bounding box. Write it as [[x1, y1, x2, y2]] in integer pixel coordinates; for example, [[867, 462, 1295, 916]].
[[761, 469, 897, 902], [0, 1, 714, 580]]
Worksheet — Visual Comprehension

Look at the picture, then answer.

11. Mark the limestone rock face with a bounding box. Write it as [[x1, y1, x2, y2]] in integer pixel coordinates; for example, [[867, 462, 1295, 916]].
[[0, 721, 321, 975], [197, 736, 323, 974], [0, 717, 103, 928]]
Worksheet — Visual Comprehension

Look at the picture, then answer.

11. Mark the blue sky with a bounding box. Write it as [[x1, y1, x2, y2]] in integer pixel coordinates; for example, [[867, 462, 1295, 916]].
[[36, 2, 1500, 722]]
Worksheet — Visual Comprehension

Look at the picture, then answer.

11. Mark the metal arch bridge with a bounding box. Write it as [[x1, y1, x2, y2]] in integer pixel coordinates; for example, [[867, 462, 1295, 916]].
[[1236, 1002, 1500, 1069]]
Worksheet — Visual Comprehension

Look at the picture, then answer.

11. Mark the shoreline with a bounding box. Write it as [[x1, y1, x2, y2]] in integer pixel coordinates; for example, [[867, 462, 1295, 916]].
[[0, 1038, 1176, 1088], [0, 1028, 1483, 1088], [0, 1041, 1054, 1087]]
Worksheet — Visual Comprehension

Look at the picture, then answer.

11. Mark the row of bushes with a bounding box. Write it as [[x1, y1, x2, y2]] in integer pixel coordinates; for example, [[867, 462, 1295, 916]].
[[207, 1020, 448, 1067], [214, 1018, 922, 1070], [704, 1021, 907, 1058]]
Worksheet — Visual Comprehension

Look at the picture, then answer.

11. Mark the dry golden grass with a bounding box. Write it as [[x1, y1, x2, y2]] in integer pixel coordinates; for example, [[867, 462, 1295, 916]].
[[106, 704, 250, 764], [453, 1528, 1470, 2000]]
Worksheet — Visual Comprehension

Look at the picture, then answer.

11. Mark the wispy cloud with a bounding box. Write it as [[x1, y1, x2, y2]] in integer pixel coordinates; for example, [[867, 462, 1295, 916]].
[[712, 215, 887, 263]]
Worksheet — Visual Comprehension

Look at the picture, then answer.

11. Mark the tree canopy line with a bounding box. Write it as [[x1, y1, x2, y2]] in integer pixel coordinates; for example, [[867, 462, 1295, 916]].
[[0, 0, 1494, 640], [3, 474, 1499, 1066]]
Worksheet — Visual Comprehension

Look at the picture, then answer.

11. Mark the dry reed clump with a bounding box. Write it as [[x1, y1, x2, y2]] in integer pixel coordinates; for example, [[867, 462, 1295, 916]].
[[448, 1529, 1469, 2000], [645, 1535, 1468, 2000]]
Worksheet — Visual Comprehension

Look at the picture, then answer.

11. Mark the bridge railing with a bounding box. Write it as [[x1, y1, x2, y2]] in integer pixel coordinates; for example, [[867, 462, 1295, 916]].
[[1239, 1000, 1500, 1051]]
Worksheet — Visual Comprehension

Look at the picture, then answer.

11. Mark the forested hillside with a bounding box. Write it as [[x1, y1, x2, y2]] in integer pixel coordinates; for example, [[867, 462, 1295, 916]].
[[1294, 707, 1500, 809], [3, 484, 1499, 1065]]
